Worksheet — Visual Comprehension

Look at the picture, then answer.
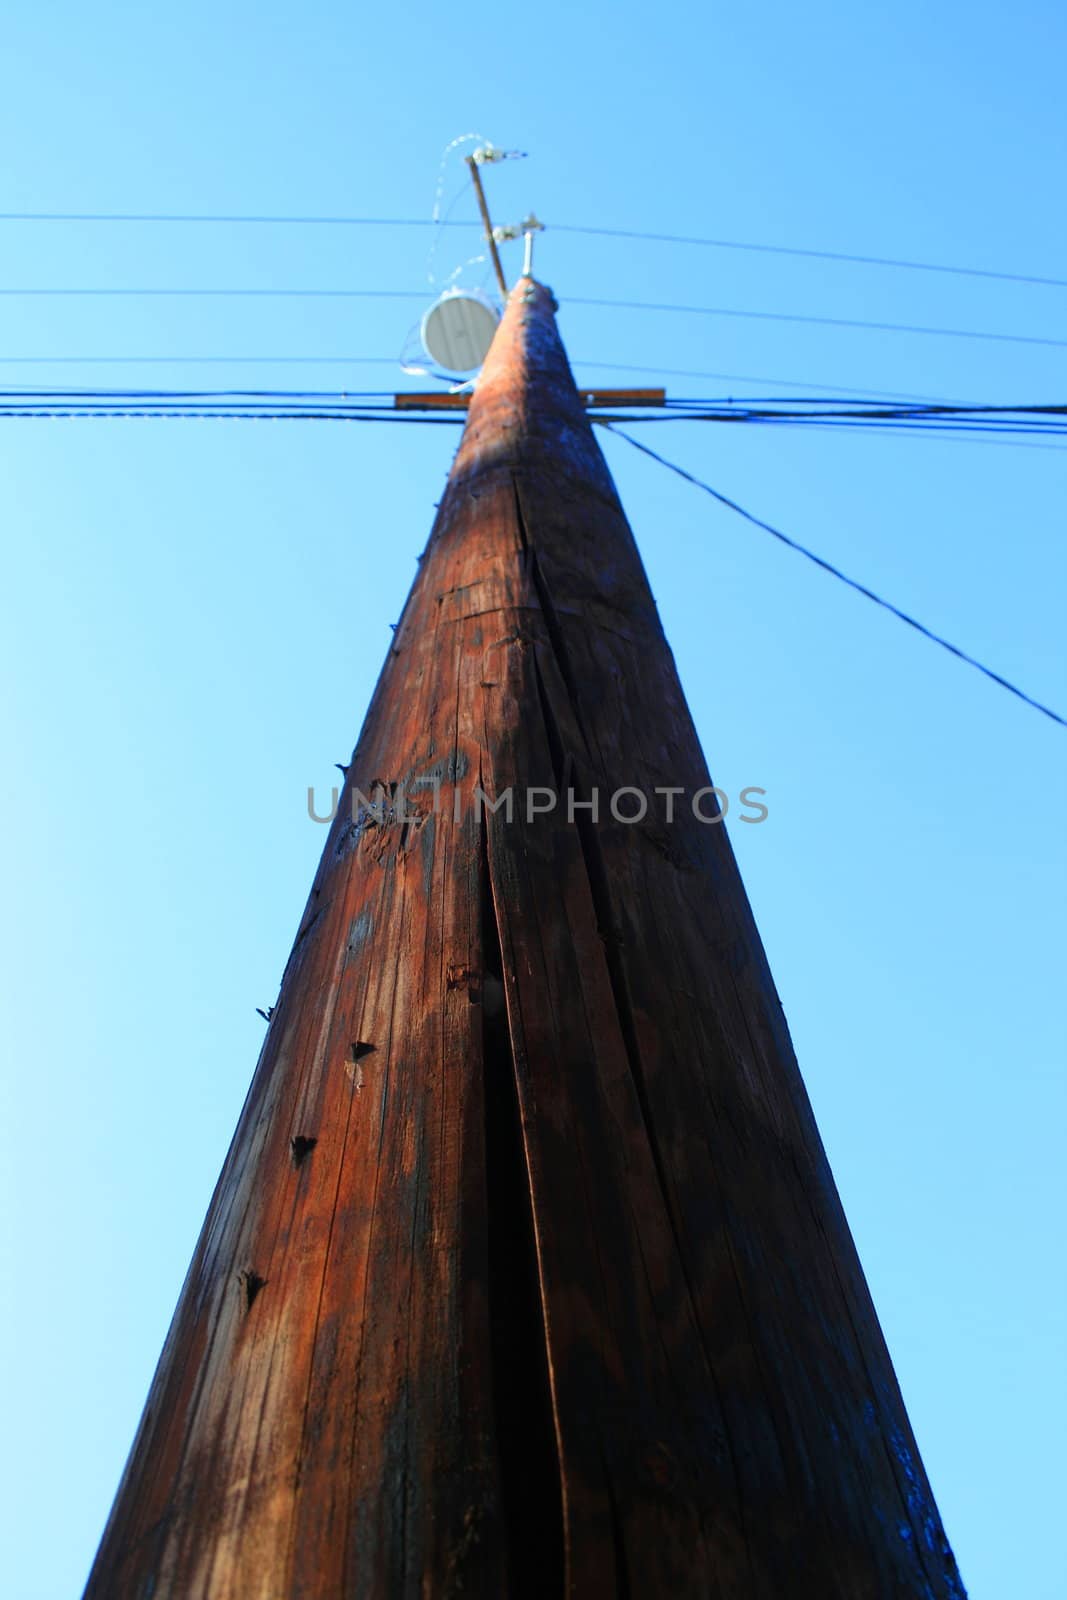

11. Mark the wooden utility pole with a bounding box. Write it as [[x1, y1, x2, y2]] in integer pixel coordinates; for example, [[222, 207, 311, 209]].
[[85, 276, 965, 1598]]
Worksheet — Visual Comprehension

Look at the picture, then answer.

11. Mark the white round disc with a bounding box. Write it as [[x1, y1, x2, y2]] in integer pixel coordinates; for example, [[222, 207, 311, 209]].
[[420, 293, 500, 374]]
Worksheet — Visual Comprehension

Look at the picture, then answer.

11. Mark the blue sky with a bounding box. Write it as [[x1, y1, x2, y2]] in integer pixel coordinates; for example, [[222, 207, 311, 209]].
[[0, 3, 1064, 1596]]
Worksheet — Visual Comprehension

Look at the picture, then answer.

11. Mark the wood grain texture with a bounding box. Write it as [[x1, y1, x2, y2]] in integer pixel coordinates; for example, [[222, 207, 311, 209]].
[[85, 278, 965, 1599]]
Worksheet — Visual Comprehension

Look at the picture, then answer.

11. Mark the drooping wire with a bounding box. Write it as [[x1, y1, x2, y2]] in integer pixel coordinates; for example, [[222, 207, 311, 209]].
[[427, 133, 483, 288], [599, 423, 1067, 731]]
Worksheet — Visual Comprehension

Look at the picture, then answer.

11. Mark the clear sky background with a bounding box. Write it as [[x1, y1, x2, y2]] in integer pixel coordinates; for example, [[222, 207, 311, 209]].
[[0, 3, 1064, 1596]]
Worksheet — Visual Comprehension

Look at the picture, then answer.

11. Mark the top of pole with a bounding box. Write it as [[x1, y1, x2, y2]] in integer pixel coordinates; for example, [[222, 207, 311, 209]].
[[447, 277, 619, 509]]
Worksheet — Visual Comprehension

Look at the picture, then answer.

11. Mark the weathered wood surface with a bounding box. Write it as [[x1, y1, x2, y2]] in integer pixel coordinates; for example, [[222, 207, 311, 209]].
[[85, 279, 965, 1599]]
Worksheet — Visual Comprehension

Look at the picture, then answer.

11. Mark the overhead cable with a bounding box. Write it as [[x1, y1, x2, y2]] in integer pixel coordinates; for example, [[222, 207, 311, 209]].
[[3, 284, 1061, 350], [568, 297, 1067, 351], [0, 393, 1063, 440], [552, 225, 1067, 291], [0, 211, 1061, 290], [0, 354, 955, 399]]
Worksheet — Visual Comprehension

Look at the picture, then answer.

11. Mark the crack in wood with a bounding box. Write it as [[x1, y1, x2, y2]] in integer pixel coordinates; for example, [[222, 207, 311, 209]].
[[480, 819, 565, 1597], [531, 648, 707, 1400]]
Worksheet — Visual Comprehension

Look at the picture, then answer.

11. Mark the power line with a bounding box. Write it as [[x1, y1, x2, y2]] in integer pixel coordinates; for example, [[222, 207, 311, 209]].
[[626, 400, 1067, 438], [0, 355, 404, 365], [4, 390, 1061, 417], [0, 391, 1060, 422], [0, 413, 439, 426], [1, 393, 1063, 442], [0, 211, 1061, 290], [3, 284, 1061, 350], [600, 423, 1067, 731], [569, 297, 1067, 351], [569, 363, 952, 404], [0, 354, 954, 400], [0, 287, 426, 299], [0, 387, 400, 399], [701, 419, 1067, 456], [552, 225, 1067, 291], [0, 212, 451, 226]]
